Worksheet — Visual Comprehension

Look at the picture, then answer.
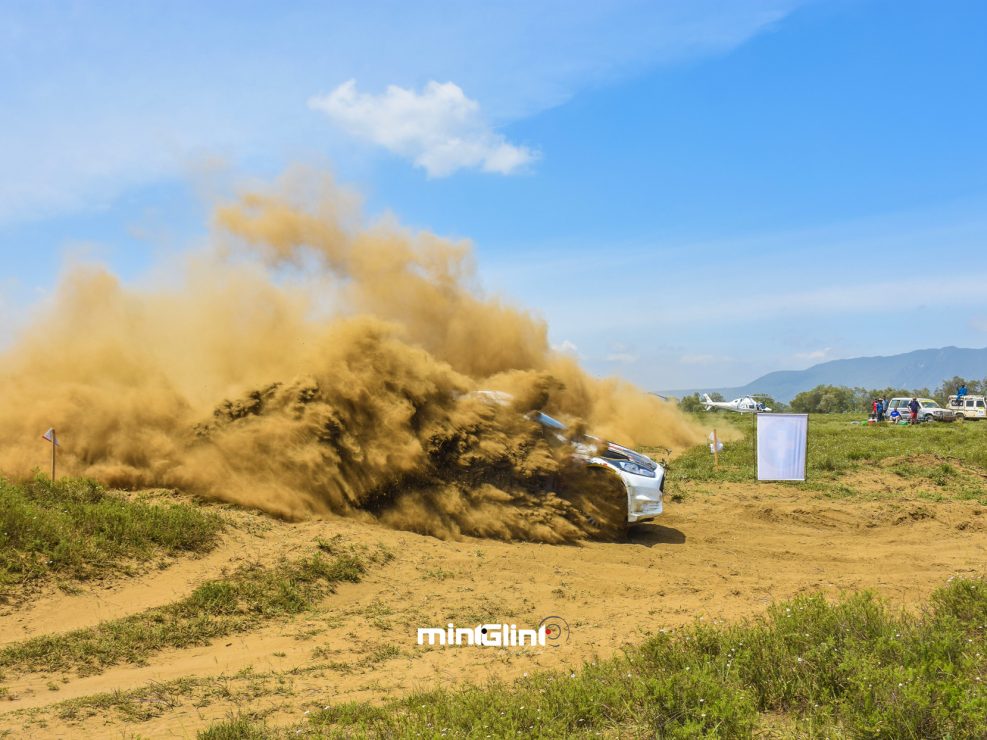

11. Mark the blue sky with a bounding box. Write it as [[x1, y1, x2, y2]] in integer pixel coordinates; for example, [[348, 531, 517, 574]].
[[2, 0, 986, 389]]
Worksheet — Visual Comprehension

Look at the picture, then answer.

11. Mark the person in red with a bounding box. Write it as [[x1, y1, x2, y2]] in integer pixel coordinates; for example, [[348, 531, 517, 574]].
[[908, 397, 920, 424]]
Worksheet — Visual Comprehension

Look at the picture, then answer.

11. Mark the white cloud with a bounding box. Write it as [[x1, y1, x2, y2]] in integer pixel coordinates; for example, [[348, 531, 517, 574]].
[[309, 80, 537, 177], [0, 2, 800, 224], [555, 274, 987, 335], [680, 353, 734, 365], [794, 347, 832, 361], [552, 339, 580, 354], [606, 352, 638, 364], [692, 277, 987, 324]]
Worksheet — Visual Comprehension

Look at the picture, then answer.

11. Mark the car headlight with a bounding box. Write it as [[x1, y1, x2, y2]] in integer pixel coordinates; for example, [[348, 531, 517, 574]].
[[614, 460, 656, 478]]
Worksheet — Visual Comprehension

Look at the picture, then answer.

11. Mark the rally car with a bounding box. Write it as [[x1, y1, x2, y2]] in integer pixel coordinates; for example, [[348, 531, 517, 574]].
[[527, 410, 666, 528]]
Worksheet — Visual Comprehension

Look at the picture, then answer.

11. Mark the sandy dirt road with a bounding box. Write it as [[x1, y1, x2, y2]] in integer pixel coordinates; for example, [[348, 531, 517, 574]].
[[0, 477, 984, 737]]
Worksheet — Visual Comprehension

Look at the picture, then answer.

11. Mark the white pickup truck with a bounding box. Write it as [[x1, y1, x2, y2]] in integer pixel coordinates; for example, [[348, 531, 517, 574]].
[[947, 395, 987, 420]]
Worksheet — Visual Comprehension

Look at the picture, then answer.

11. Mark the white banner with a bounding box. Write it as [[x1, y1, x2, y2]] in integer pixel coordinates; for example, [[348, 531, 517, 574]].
[[756, 413, 808, 481]]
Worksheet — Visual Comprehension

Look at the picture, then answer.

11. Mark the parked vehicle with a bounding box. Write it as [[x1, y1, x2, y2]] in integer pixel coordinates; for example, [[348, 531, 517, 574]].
[[885, 397, 957, 422], [947, 394, 987, 420]]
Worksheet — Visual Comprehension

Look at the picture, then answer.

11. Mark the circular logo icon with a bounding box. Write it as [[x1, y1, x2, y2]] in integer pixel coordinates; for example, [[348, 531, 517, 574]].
[[538, 615, 570, 647]]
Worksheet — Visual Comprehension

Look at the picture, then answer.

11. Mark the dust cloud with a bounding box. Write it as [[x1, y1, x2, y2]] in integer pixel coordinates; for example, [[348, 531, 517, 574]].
[[0, 169, 704, 542]]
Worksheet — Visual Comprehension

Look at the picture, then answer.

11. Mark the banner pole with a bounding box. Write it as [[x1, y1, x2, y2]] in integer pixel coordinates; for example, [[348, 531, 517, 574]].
[[753, 412, 757, 480], [712, 428, 719, 468], [51, 428, 56, 481]]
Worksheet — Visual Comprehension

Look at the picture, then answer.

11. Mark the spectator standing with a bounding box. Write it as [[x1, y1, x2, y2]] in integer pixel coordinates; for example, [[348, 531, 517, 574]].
[[908, 397, 920, 424]]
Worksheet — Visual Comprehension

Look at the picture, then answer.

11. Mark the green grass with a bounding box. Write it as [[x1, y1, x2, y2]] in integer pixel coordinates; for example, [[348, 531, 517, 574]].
[[0, 551, 366, 677], [199, 716, 270, 740], [13, 660, 349, 729], [201, 578, 987, 738], [658, 413, 987, 500], [30, 672, 286, 726], [0, 476, 223, 591]]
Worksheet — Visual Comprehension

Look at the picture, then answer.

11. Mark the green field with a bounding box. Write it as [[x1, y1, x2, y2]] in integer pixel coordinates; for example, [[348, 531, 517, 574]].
[[652, 413, 987, 505]]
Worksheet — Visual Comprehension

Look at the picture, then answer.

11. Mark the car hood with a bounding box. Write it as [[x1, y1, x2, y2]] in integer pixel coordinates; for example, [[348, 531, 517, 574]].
[[578, 436, 660, 471]]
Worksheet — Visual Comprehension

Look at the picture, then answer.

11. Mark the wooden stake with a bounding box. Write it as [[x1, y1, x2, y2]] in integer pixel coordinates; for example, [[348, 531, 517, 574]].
[[51, 428, 56, 480], [712, 428, 719, 468]]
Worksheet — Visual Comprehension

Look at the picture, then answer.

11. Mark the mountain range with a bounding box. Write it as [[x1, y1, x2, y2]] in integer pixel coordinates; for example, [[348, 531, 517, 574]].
[[661, 346, 987, 403]]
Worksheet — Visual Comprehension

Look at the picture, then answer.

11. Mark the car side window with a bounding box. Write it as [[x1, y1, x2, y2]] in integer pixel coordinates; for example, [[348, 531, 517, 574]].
[[979, 400, 985, 408]]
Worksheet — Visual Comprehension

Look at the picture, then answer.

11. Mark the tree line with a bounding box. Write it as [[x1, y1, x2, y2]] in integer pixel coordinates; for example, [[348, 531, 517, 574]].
[[677, 376, 987, 414]]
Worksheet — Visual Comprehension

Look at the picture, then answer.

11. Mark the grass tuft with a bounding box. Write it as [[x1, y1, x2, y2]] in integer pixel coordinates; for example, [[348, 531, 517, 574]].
[[0, 551, 366, 677], [198, 716, 269, 739], [0, 476, 223, 590]]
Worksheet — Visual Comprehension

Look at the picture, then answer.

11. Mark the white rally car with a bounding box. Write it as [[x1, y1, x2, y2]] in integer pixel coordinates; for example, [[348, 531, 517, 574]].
[[528, 411, 667, 527]]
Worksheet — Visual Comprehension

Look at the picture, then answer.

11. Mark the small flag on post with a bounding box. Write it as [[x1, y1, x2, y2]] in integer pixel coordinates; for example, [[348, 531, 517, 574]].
[[42, 428, 59, 480]]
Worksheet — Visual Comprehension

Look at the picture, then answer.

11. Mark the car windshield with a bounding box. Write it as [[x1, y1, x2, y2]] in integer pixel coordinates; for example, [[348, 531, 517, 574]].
[[603, 443, 657, 470], [921, 401, 941, 408]]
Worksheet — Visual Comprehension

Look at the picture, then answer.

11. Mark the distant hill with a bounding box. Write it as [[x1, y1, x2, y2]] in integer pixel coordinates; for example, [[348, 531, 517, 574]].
[[661, 346, 987, 403]]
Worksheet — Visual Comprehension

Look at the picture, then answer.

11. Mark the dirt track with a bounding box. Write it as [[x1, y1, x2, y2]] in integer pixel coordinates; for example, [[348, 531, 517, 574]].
[[0, 476, 984, 737]]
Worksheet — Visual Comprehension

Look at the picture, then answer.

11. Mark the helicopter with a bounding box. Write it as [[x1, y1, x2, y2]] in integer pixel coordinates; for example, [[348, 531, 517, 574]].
[[701, 393, 772, 413]]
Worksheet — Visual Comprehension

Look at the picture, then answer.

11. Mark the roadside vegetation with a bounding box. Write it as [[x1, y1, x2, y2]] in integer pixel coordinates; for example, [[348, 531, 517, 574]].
[[788, 384, 934, 414], [198, 577, 987, 738], [678, 375, 987, 415], [0, 543, 380, 677], [658, 412, 987, 504], [0, 476, 223, 593]]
